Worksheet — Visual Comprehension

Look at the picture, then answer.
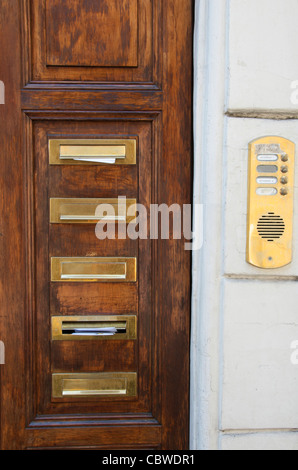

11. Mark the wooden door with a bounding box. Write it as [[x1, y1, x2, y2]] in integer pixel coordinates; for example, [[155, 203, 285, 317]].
[[0, 0, 193, 450]]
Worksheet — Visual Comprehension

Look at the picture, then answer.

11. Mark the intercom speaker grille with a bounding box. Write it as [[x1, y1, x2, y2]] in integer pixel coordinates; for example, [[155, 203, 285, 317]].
[[257, 213, 285, 242]]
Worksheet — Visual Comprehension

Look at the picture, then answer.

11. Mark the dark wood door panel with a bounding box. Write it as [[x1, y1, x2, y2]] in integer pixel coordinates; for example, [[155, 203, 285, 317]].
[[46, 0, 138, 68], [21, 91, 163, 111], [51, 283, 138, 316], [28, 0, 160, 84], [50, 225, 138, 257], [51, 340, 137, 373], [49, 166, 138, 199], [25, 426, 162, 450], [0, 0, 193, 450]]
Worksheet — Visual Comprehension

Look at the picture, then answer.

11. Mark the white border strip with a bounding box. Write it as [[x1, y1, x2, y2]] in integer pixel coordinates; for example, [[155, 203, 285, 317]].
[[190, 0, 228, 450]]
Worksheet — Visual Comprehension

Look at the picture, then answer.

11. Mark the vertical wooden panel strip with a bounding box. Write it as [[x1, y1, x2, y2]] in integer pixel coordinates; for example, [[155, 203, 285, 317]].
[[161, 0, 193, 450], [0, 0, 25, 449]]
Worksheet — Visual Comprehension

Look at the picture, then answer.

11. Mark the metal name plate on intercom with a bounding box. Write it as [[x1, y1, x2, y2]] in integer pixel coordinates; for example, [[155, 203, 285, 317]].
[[247, 136, 295, 269]]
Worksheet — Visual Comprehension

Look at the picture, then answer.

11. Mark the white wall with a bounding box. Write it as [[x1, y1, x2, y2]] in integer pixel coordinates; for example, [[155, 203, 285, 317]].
[[229, 0, 298, 111], [191, 0, 298, 450]]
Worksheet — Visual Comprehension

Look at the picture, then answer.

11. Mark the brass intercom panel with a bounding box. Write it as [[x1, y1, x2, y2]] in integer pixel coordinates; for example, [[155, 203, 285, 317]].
[[247, 136, 295, 269]]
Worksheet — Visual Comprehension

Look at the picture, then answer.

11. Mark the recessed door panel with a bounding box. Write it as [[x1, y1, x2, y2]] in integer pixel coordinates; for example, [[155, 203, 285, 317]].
[[46, 0, 138, 68], [29, 0, 159, 84], [33, 119, 152, 419]]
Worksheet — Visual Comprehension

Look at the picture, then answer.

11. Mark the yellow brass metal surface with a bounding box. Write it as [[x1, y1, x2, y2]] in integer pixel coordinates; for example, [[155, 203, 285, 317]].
[[52, 373, 138, 398], [50, 198, 137, 224], [51, 315, 137, 341], [49, 139, 136, 165], [247, 136, 295, 269], [51, 257, 137, 282]]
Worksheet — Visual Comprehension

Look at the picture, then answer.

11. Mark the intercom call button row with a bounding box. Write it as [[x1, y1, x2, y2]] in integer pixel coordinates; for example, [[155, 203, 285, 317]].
[[257, 153, 289, 162]]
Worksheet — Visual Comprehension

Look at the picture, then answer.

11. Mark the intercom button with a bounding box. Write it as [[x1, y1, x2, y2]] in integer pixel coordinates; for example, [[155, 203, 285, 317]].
[[256, 177, 278, 185], [256, 188, 278, 196], [257, 154, 278, 162], [257, 165, 278, 173]]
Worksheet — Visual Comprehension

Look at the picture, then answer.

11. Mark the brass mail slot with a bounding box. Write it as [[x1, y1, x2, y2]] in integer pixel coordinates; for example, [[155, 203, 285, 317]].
[[49, 139, 136, 165], [50, 198, 137, 224], [51, 257, 137, 282], [52, 373, 138, 398], [52, 315, 137, 341]]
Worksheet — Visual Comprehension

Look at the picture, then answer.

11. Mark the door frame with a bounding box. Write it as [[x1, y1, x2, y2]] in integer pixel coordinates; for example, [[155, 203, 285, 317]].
[[190, 0, 228, 450]]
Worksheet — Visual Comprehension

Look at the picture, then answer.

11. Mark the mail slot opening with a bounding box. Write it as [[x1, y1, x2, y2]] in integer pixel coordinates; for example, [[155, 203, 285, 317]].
[[62, 321, 127, 337], [51, 315, 137, 341], [59, 145, 126, 164]]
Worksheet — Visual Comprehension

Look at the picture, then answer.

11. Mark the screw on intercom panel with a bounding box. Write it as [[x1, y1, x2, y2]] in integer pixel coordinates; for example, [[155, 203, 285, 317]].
[[280, 176, 288, 185]]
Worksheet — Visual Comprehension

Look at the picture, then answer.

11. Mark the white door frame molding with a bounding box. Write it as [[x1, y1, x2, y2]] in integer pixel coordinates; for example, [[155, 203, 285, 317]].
[[190, 0, 228, 450]]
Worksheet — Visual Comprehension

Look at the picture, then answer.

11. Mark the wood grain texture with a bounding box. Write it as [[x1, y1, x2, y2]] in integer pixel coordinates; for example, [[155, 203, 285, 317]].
[[21, 90, 163, 111], [160, 0, 193, 450], [31, 117, 153, 419], [51, 283, 138, 316], [29, 0, 157, 84], [25, 426, 162, 449], [46, 0, 138, 67], [0, 0, 193, 450], [51, 341, 137, 373], [0, 0, 26, 450]]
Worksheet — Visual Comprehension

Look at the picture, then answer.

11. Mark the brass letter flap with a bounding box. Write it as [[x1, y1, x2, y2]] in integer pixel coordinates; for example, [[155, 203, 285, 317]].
[[50, 198, 137, 224], [52, 373, 138, 398], [49, 139, 136, 165], [51, 257, 137, 283]]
